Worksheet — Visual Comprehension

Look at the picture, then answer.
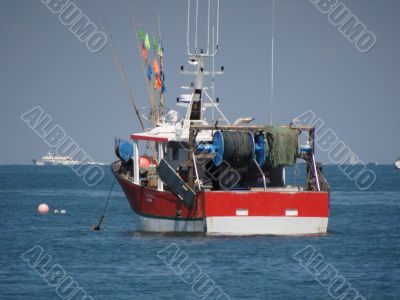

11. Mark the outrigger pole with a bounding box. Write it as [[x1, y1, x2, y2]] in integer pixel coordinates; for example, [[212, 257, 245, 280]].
[[103, 22, 145, 130]]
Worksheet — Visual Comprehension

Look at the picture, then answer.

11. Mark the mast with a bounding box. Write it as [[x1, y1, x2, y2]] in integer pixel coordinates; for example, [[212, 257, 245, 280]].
[[270, 0, 276, 125], [184, 0, 221, 188], [182, 0, 222, 123]]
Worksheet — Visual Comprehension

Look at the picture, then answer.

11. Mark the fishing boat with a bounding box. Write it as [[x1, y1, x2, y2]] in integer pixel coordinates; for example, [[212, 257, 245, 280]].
[[112, 1, 330, 235], [32, 152, 81, 166]]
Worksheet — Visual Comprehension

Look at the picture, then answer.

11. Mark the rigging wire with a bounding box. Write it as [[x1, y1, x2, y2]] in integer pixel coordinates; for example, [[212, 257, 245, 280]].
[[203, 89, 230, 124], [103, 22, 145, 130]]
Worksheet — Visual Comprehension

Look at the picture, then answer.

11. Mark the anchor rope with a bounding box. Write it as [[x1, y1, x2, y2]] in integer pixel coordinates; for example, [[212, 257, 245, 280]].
[[93, 177, 116, 230]]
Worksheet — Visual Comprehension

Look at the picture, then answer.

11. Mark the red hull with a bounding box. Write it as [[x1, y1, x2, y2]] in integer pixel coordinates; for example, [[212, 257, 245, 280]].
[[115, 170, 329, 220], [116, 174, 204, 220], [201, 191, 329, 218], [113, 162, 329, 234]]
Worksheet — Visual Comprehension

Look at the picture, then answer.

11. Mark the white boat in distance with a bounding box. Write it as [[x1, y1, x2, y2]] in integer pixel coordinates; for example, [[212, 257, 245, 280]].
[[394, 158, 400, 169], [32, 152, 82, 166]]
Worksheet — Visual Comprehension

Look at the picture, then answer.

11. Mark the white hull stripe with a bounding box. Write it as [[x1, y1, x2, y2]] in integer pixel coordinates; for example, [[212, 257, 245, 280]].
[[206, 216, 329, 235], [131, 211, 328, 235], [132, 211, 205, 232]]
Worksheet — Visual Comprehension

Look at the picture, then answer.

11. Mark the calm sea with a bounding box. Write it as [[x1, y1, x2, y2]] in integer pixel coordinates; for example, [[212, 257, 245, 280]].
[[0, 165, 399, 299]]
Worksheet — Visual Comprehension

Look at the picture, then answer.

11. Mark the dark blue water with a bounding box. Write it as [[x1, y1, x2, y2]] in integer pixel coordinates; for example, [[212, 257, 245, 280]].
[[1, 165, 399, 299]]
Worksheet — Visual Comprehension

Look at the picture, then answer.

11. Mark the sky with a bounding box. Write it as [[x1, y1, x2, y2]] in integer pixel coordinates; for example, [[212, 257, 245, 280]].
[[0, 0, 399, 164]]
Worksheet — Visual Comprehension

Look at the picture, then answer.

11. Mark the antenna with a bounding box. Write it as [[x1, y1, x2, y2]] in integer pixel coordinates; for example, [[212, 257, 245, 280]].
[[211, 0, 215, 122], [182, 0, 224, 123], [270, 0, 276, 125], [187, 0, 219, 57]]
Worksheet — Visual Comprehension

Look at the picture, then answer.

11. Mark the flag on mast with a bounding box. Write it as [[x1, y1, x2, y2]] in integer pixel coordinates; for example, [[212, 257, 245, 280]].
[[144, 33, 150, 50], [139, 27, 145, 42], [154, 75, 162, 90], [152, 33, 157, 50], [152, 58, 160, 75], [147, 65, 152, 81], [158, 43, 163, 58], [141, 43, 147, 61]]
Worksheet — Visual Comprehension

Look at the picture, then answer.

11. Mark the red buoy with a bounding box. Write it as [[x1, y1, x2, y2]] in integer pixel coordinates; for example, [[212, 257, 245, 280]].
[[38, 203, 49, 214]]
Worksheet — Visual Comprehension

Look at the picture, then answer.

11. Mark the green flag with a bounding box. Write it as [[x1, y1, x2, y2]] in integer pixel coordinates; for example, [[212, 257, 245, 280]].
[[139, 27, 145, 42], [152, 33, 157, 50], [144, 33, 150, 50]]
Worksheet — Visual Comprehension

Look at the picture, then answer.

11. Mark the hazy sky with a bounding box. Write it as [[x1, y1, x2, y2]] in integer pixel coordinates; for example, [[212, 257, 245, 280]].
[[1, 0, 399, 164]]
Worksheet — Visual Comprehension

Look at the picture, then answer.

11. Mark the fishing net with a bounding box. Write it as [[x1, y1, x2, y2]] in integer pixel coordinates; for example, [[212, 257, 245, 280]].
[[265, 127, 298, 168]]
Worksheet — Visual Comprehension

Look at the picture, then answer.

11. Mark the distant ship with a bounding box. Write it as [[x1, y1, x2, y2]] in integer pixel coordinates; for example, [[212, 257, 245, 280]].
[[32, 152, 81, 166], [349, 155, 358, 165], [394, 158, 400, 169]]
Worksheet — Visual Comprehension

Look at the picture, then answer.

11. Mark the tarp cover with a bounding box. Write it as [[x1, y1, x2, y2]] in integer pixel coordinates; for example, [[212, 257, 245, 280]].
[[265, 127, 298, 168]]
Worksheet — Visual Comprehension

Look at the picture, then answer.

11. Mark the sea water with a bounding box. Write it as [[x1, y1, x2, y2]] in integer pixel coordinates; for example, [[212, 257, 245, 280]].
[[0, 165, 399, 299]]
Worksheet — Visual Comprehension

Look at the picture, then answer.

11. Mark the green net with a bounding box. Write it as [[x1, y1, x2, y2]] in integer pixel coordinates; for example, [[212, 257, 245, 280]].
[[265, 127, 298, 168]]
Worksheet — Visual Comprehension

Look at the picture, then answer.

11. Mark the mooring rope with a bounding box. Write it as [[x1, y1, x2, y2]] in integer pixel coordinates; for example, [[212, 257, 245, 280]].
[[92, 177, 116, 231]]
